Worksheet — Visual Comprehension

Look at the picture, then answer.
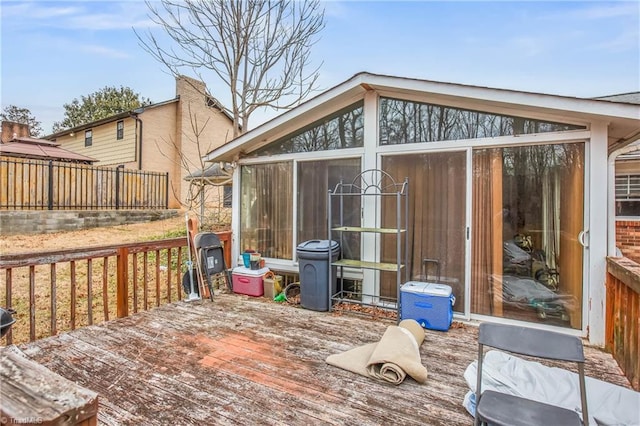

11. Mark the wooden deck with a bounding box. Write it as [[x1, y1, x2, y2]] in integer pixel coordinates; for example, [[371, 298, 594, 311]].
[[6, 294, 632, 425]]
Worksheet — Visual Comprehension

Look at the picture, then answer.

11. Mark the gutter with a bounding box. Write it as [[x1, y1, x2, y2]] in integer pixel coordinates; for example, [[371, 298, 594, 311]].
[[608, 142, 640, 256], [130, 111, 143, 170]]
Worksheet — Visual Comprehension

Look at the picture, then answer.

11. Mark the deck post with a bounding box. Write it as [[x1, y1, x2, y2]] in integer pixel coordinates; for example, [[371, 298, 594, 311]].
[[216, 230, 232, 268], [116, 247, 129, 318]]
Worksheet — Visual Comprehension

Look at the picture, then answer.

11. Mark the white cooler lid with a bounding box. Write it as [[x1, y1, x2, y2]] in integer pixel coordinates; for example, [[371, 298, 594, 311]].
[[233, 266, 270, 276], [401, 281, 452, 297]]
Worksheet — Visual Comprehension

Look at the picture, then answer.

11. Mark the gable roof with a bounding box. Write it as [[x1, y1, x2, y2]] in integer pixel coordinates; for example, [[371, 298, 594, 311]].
[[593, 92, 640, 105], [203, 72, 640, 163], [1, 137, 96, 163], [44, 97, 180, 140], [185, 162, 233, 185]]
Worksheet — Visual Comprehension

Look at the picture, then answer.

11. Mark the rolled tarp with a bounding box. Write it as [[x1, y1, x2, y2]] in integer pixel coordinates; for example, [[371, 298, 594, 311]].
[[326, 319, 428, 385]]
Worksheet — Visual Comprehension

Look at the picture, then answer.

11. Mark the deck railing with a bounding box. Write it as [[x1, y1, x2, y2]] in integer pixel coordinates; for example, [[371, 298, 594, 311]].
[[606, 257, 640, 391], [0, 231, 231, 345]]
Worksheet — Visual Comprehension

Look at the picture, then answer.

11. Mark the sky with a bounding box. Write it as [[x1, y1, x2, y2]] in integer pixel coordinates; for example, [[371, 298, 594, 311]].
[[1, 0, 639, 135]]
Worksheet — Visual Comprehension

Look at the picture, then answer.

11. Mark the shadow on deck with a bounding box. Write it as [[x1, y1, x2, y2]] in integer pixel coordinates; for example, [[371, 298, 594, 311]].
[[6, 294, 633, 425]]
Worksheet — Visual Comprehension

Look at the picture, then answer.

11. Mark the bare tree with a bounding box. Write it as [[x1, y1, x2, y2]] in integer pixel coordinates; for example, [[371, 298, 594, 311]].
[[136, 0, 325, 137]]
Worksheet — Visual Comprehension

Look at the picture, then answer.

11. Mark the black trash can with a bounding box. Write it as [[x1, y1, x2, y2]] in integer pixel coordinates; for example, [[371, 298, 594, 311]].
[[296, 240, 340, 311]]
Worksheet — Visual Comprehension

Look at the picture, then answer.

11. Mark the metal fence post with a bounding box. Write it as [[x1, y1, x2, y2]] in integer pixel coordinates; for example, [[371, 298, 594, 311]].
[[115, 164, 124, 210], [48, 160, 54, 210], [165, 172, 169, 208]]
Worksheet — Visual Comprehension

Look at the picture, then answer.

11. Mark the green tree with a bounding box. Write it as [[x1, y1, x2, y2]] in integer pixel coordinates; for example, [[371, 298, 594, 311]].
[[1, 105, 43, 137], [52, 86, 152, 132], [137, 0, 325, 137]]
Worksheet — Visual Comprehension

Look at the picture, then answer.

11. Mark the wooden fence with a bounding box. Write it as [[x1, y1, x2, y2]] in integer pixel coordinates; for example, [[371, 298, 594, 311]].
[[606, 257, 640, 391], [0, 232, 231, 345], [0, 157, 168, 210]]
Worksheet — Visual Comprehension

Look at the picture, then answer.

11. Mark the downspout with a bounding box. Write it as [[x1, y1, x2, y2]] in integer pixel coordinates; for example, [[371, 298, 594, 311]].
[[130, 111, 143, 170], [608, 142, 640, 256]]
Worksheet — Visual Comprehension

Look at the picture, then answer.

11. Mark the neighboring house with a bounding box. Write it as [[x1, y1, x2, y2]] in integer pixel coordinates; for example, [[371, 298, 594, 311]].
[[595, 92, 640, 218], [594, 93, 640, 261], [614, 143, 640, 218], [0, 135, 96, 164], [202, 72, 640, 346], [1, 121, 95, 163], [46, 76, 235, 209]]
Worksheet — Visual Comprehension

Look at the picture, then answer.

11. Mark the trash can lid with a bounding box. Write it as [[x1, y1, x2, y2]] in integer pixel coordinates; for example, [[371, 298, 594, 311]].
[[296, 239, 339, 252]]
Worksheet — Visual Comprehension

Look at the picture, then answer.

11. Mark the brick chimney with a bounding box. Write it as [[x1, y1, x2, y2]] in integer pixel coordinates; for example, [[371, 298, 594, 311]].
[[1, 121, 30, 143], [175, 75, 207, 99]]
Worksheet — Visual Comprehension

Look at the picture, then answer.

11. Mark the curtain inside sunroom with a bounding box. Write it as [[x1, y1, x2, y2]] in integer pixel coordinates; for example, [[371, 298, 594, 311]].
[[471, 149, 503, 316], [299, 158, 361, 259], [240, 162, 293, 259], [381, 153, 467, 310]]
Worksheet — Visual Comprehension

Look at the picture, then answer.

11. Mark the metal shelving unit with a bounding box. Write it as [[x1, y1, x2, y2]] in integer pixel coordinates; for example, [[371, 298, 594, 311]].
[[328, 169, 409, 320]]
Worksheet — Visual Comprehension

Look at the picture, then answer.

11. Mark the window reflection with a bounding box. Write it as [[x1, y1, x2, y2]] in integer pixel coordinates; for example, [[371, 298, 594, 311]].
[[254, 102, 364, 155], [379, 98, 585, 145], [471, 143, 584, 329]]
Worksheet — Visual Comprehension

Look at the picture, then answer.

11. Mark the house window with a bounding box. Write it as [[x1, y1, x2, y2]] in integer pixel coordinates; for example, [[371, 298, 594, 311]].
[[616, 174, 640, 217], [298, 158, 361, 257], [239, 158, 361, 261], [254, 101, 364, 156], [382, 152, 467, 306], [240, 162, 293, 258], [116, 120, 124, 140], [379, 97, 586, 145], [223, 184, 232, 208], [84, 129, 93, 147], [470, 142, 585, 329]]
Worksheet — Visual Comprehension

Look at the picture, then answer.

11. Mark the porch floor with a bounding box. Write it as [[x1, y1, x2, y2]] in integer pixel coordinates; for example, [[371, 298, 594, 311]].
[[9, 294, 632, 425]]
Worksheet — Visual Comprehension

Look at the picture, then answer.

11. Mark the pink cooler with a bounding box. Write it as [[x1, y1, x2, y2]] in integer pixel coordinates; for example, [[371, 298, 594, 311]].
[[232, 267, 269, 296]]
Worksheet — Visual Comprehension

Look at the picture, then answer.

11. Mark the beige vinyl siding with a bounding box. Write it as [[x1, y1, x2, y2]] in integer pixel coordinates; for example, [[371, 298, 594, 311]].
[[52, 77, 235, 209], [57, 118, 137, 165]]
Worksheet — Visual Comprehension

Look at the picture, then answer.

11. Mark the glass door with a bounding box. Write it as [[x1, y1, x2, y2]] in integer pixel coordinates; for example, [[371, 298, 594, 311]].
[[471, 143, 585, 329], [382, 151, 468, 313]]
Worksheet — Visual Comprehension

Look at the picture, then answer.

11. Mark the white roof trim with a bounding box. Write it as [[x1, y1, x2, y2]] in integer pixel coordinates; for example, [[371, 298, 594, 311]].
[[365, 74, 639, 119], [203, 72, 640, 163], [203, 73, 368, 162]]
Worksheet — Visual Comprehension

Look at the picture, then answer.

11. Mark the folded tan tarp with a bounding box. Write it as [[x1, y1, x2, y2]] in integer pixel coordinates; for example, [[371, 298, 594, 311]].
[[326, 319, 428, 385]]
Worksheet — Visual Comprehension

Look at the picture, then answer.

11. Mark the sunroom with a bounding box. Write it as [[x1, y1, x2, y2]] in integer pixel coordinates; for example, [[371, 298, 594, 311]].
[[203, 72, 640, 346]]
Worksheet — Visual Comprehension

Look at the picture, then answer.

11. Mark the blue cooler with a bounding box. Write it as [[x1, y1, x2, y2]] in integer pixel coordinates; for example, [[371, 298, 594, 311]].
[[400, 281, 455, 331]]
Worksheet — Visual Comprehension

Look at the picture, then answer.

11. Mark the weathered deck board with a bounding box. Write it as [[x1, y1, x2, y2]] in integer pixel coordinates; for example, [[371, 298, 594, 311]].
[[0, 346, 99, 425], [8, 294, 633, 425]]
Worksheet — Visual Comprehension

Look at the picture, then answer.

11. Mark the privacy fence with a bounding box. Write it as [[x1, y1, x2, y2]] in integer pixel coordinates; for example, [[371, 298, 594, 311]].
[[0, 157, 168, 210]]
